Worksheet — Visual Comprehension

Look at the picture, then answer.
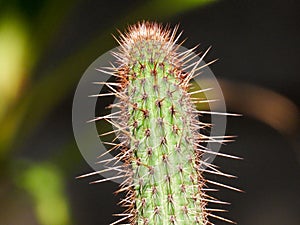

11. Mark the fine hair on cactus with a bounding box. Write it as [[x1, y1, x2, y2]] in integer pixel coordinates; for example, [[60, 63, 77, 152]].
[[80, 21, 241, 225]]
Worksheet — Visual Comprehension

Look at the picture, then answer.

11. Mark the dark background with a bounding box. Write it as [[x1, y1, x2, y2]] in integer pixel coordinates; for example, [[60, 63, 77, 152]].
[[0, 0, 299, 224]]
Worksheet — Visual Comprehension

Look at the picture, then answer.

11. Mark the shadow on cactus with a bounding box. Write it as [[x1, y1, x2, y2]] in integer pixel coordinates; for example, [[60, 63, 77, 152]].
[[78, 21, 241, 225]]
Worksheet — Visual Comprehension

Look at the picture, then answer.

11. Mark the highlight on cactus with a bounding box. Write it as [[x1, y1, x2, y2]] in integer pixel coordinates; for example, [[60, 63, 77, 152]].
[[78, 21, 241, 225]]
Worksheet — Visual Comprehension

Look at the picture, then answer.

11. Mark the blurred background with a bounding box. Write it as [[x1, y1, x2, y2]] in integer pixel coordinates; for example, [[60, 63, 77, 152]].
[[0, 0, 299, 224]]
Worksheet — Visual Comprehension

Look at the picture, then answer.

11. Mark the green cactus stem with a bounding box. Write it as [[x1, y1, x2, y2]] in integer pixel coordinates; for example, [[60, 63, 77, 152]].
[[85, 21, 239, 225]]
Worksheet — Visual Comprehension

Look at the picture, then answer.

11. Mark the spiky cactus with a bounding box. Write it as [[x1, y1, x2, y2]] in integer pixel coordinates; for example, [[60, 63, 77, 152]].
[[86, 22, 239, 225]]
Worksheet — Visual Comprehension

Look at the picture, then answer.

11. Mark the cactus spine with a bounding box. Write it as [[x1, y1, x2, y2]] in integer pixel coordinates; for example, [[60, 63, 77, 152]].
[[89, 22, 238, 225]]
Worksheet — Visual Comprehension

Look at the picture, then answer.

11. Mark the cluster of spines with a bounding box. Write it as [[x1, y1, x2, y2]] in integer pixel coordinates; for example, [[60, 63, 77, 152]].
[[79, 21, 241, 225]]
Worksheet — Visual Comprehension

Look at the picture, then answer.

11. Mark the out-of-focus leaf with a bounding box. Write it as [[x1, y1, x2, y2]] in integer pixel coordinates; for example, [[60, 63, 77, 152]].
[[127, 0, 216, 20], [220, 79, 300, 136], [0, 0, 81, 155], [0, 12, 31, 120], [18, 163, 71, 225], [0, 12, 33, 157]]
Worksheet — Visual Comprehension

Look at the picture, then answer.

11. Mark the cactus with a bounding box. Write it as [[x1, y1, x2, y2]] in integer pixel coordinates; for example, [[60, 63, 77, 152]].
[[85, 21, 239, 225]]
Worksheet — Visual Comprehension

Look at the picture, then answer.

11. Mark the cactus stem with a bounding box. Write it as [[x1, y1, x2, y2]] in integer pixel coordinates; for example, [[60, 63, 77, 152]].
[[79, 21, 240, 225]]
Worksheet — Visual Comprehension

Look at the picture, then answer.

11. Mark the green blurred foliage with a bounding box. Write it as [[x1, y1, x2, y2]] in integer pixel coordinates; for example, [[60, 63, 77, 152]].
[[19, 163, 72, 225]]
